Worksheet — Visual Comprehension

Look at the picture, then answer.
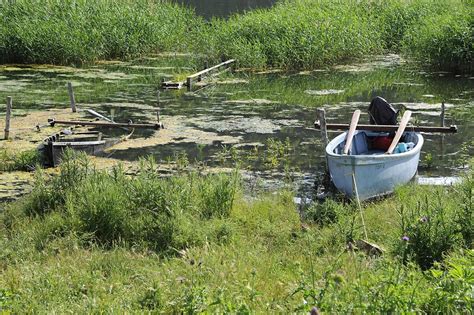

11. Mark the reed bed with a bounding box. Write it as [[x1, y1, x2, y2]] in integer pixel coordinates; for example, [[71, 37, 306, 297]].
[[0, 0, 471, 70], [0, 0, 204, 65]]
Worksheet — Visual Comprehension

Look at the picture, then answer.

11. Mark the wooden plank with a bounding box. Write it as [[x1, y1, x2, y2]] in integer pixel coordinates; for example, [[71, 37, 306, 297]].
[[186, 59, 235, 92], [48, 119, 162, 130], [52, 140, 106, 147], [4, 96, 12, 140], [313, 121, 457, 133], [187, 59, 235, 79]]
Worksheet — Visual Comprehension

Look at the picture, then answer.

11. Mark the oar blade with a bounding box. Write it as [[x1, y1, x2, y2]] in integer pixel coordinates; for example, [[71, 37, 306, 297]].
[[386, 110, 412, 154], [343, 109, 361, 155]]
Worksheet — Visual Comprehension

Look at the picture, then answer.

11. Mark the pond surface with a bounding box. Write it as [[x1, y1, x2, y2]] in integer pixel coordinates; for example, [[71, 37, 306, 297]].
[[174, 0, 276, 18], [0, 55, 472, 197]]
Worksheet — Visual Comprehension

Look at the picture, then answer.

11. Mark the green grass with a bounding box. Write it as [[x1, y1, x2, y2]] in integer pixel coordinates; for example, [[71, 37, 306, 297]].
[[0, 152, 472, 312], [0, 148, 40, 171]]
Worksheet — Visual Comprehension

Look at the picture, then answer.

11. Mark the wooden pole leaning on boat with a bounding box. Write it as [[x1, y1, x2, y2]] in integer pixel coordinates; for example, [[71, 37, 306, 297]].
[[343, 110, 361, 155], [386, 110, 411, 154], [48, 118, 162, 130]]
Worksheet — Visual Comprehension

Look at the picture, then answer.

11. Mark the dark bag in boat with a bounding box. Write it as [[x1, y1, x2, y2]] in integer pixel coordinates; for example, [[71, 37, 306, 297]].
[[368, 96, 398, 125]]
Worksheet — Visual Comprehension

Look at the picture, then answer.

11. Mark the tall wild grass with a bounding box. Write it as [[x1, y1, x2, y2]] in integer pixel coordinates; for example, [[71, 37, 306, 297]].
[[4, 151, 239, 253], [0, 0, 472, 70], [0, 0, 203, 65]]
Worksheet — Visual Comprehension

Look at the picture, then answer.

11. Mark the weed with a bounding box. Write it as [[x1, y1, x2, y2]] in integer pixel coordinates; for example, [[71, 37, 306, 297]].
[[394, 185, 467, 269], [0, 148, 40, 171]]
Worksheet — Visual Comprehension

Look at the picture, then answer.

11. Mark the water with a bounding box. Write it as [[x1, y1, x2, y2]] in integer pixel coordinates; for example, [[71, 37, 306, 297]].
[[174, 0, 276, 18], [0, 55, 472, 198]]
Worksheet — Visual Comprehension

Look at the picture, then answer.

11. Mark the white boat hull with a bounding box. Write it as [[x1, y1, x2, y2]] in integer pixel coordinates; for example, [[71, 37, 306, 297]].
[[326, 131, 423, 200]]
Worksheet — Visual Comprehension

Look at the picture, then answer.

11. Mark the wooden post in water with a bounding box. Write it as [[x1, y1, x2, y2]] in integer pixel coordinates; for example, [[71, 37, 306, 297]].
[[440, 101, 445, 127], [4, 96, 12, 140], [317, 108, 328, 146], [440, 101, 446, 159], [67, 82, 77, 113]]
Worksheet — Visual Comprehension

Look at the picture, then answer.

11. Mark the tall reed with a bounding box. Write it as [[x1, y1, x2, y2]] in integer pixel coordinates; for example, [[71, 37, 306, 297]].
[[0, 0, 203, 65]]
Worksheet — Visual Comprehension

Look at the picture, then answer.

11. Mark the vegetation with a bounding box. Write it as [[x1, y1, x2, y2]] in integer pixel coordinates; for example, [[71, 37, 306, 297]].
[[0, 0, 472, 71], [0, 151, 472, 312], [0, 148, 40, 171], [0, 0, 203, 65]]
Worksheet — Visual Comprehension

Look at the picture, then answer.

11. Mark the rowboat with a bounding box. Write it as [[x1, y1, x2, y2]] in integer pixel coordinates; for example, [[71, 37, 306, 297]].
[[326, 129, 423, 200]]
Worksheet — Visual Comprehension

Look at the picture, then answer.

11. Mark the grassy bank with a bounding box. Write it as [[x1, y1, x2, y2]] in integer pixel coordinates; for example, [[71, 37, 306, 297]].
[[0, 0, 472, 71], [0, 152, 472, 312]]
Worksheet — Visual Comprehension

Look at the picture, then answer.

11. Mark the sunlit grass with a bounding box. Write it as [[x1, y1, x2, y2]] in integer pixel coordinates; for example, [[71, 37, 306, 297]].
[[0, 151, 473, 312]]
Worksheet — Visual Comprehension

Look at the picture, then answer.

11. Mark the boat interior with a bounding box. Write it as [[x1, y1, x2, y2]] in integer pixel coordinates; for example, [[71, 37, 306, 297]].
[[333, 131, 419, 155]]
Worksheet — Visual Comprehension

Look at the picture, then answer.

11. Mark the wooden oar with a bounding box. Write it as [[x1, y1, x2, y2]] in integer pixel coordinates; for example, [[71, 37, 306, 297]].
[[386, 110, 412, 154], [343, 110, 361, 155]]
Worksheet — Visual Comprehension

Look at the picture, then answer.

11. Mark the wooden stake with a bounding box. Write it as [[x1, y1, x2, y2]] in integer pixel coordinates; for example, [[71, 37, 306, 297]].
[[67, 82, 77, 113], [186, 77, 192, 91], [4, 96, 12, 140], [440, 101, 445, 127], [317, 109, 328, 146]]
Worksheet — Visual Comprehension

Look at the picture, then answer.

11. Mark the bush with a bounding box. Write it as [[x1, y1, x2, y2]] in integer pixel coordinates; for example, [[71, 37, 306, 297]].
[[426, 250, 474, 313]]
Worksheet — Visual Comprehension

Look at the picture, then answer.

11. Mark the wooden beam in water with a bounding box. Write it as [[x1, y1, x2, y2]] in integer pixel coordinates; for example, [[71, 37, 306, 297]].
[[187, 59, 235, 91], [314, 121, 457, 133], [48, 119, 163, 130]]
